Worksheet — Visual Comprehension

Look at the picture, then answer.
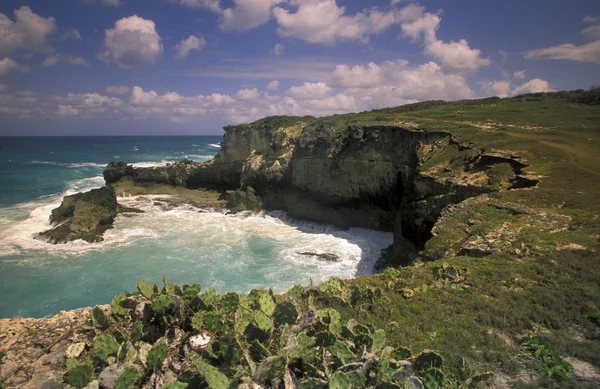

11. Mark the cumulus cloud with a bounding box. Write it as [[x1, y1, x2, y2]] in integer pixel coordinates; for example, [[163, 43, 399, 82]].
[[273, 43, 285, 56], [266, 80, 280, 90], [220, 0, 283, 31], [42, 54, 88, 67], [480, 80, 511, 98], [0, 58, 30, 77], [105, 85, 130, 95], [513, 70, 526, 80], [512, 79, 554, 95], [175, 35, 206, 60], [273, 0, 411, 45], [399, 5, 490, 72], [0, 56, 479, 123], [179, 0, 222, 13], [235, 88, 260, 100], [99, 16, 163, 69], [0, 6, 57, 57]]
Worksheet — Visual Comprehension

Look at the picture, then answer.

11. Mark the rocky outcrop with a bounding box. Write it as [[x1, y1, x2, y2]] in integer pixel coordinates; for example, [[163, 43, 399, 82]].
[[104, 117, 537, 264], [36, 187, 117, 244]]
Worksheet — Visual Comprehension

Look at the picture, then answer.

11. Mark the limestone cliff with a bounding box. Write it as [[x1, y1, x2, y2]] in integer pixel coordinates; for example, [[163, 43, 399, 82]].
[[105, 116, 537, 264]]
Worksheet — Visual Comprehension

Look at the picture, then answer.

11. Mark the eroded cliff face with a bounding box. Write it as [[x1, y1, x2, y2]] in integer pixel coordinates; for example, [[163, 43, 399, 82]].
[[105, 118, 537, 264]]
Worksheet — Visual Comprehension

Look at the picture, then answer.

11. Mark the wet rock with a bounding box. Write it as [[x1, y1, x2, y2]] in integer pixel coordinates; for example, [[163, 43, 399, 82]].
[[36, 186, 117, 244], [298, 252, 340, 262]]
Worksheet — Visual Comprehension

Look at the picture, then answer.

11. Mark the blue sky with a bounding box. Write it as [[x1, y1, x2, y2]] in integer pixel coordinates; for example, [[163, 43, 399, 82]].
[[0, 0, 599, 135]]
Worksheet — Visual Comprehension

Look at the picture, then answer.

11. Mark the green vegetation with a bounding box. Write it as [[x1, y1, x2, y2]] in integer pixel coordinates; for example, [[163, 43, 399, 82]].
[[3, 90, 600, 388]]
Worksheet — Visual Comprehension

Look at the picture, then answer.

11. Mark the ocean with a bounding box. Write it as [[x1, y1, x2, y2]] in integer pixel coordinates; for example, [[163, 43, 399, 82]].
[[0, 136, 392, 318]]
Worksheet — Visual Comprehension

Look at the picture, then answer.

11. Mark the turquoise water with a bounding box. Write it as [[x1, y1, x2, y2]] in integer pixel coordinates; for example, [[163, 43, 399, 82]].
[[0, 137, 392, 318]]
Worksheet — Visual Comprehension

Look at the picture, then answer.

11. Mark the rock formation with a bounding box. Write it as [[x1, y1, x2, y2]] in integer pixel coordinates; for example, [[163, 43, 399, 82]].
[[103, 117, 537, 265]]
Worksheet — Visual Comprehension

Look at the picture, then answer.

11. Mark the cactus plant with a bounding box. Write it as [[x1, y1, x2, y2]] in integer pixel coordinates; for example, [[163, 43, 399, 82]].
[[163, 382, 189, 389], [203, 312, 226, 334], [92, 306, 111, 330], [114, 367, 142, 389], [253, 356, 287, 383], [163, 383, 188, 389], [151, 294, 174, 314], [202, 287, 219, 307], [130, 322, 143, 342], [191, 354, 231, 389], [137, 280, 154, 300], [92, 334, 119, 361], [346, 370, 365, 388], [111, 294, 130, 317], [288, 332, 316, 359], [220, 292, 239, 314], [274, 301, 298, 326], [329, 371, 351, 389], [413, 351, 443, 371], [299, 378, 328, 389], [258, 290, 276, 316], [371, 329, 386, 353], [392, 347, 412, 361], [65, 362, 94, 387], [147, 343, 168, 372], [328, 341, 355, 364], [422, 368, 444, 389], [315, 331, 337, 348], [319, 277, 345, 298], [254, 310, 273, 332]]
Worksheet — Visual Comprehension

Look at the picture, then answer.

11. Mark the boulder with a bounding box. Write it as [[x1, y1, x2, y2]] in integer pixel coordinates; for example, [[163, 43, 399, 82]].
[[36, 186, 117, 244]]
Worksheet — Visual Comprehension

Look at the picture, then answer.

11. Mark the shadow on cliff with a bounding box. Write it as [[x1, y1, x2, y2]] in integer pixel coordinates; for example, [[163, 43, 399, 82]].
[[264, 210, 393, 277]]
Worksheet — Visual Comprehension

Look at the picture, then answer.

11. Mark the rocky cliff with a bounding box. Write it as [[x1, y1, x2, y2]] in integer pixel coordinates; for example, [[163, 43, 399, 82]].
[[104, 116, 537, 265]]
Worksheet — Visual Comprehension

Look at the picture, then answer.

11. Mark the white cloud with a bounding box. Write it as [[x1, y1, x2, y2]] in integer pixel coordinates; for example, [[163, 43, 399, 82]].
[[583, 15, 600, 24], [0, 6, 57, 57], [235, 88, 260, 100], [273, 0, 409, 45], [399, 6, 490, 72], [0, 57, 478, 123], [525, 40, 600, 64], [105, 85, 130, 95], [99, 15, 163, 69], [175, 35, 206, 60], [581, 25, 600, 40], [42, 54, 88, 67], [525, 21, 600, 64], [513, 70, 526, 80], [512, 79, 554, 95], [266, 80, 280, 90], [220, 0, 283, 32], [179, 0, 222, 13], [60, 29, 82, 40], [480, 80, 511, 98], [273, 43, 284, 56], [0, 58, 30, 77], [285, 81, 331, 100]]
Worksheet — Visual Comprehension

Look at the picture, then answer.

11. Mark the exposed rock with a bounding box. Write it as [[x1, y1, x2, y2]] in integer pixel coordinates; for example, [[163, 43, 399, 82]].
[[297, 252, 340, 262], [0, 307, 98, 388], [36, 186, 117, 244], [65, 342, 86, 359], [104, 120, 536, 265], [98, 363, 127, 389], [564, 357, 600, 383]]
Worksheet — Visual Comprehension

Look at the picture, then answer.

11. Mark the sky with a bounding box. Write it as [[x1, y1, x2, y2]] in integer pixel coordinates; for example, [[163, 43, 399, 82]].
[[0, 0, 599, 135]]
